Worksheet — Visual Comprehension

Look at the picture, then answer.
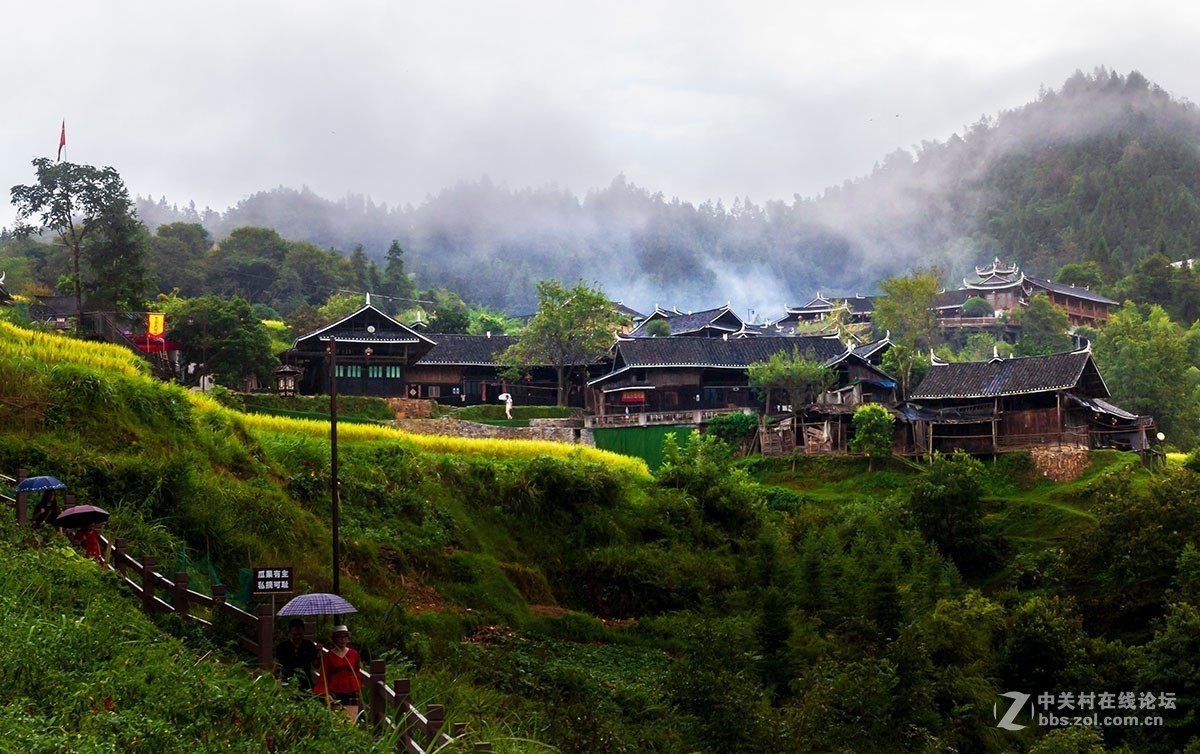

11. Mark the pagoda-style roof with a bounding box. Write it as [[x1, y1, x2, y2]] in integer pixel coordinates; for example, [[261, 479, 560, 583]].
[[964, 258, 1026, 290], [784, 293, 877, 316], [628, 304, 744, 337], [910, 348, 1109, 400], [415, 334, 517, 366]]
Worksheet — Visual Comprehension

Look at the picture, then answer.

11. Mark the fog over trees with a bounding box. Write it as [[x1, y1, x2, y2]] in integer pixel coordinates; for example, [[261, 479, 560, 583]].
[[136, 68, 1200, 318]]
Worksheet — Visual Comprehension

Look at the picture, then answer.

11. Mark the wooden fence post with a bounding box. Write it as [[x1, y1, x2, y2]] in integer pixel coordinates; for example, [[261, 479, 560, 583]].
[[427, 705, 444, 743], [173, 572, 190, 618], [393, 678, 412, 747], [114, 539, 127, 576], [368, 659, 387, 728], [256, 603, 274, 670], [212, 583, 226, 609], [14, 468, 27, 525], [142, 555, 157, 614]]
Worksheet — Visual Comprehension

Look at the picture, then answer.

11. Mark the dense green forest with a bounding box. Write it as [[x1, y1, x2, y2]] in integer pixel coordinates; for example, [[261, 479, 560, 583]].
[[3, 318, 1200, 752], [102, 68, 1200, 314]]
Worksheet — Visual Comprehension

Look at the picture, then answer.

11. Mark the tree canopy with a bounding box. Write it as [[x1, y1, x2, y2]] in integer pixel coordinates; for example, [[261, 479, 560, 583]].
[[499, 279, 627, 406], [10, 158, 149, 322]]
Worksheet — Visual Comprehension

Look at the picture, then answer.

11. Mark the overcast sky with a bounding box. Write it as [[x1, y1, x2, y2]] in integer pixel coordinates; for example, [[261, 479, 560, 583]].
[[4, 1, 1200, 231]]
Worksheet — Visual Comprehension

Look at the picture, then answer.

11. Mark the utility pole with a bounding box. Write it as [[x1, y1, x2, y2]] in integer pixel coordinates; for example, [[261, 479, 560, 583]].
[[327, 337, 340, 596]]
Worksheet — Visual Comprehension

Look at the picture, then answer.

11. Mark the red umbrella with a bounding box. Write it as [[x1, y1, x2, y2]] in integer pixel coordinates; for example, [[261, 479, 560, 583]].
[[55, 505, 110, 528]]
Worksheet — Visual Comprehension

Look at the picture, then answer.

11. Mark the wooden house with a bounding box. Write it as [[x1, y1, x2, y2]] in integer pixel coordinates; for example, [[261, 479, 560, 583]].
[[902, 347, 1150, 455], [586, 335, 898, 441], [775, 294, 877, 328], [938, 258, 1117, 328], [284, 303, 436, 397]]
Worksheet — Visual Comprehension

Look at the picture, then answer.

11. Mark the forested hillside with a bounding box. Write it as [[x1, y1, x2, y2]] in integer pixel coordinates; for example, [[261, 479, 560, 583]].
[[134, 68, 1200, 314], [5, 316, 1200, 752]]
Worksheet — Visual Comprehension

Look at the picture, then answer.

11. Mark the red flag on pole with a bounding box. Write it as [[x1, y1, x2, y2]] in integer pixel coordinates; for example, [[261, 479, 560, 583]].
[[57, 121, 66, 161]]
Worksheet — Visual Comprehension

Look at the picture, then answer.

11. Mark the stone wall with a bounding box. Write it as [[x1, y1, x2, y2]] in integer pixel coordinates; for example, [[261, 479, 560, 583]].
[[1030, 446, 1091, 482], [387, 398, 434, 419], [392, 417, 594, 446]]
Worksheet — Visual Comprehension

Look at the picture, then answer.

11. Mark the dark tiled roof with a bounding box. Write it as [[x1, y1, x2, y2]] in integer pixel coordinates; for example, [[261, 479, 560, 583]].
[[416, 334, 517, 365], [630, 305, 742, 337], [293, 304, 436, 348], [787, 294, 877, 314], [852, 338, 892, 360], [910, 350, 1109, 400], [612, 301, 646, 321], [1026, 277, 1118, 305], [614, 335, 846, 370], [933, 289, 972, 309]]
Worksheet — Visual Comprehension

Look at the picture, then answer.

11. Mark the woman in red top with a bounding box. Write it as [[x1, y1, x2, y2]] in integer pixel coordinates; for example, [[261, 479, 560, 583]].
[[316, 624, 361, 720], [74, 522, 104, 564]]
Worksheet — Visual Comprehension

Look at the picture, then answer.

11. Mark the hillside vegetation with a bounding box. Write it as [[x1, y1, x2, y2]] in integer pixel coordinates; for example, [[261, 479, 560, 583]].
[[131, 68, 1200, 313], [4, 319, 1200, 752]]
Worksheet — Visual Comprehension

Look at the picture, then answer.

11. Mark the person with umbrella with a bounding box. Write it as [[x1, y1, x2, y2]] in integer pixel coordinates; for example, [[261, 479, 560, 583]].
[[275, 618, 319, 692], [31, 489, 60, 529], [498, 392, 513, 420], [314, 624, 362, 721], [55, 505, 110, 564]]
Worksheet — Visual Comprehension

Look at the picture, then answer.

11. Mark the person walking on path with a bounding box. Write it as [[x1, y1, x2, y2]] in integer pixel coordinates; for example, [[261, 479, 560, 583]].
[[72, 521, 104, 564], [315, 624, 362, 721], [275, 618, 318, 691]]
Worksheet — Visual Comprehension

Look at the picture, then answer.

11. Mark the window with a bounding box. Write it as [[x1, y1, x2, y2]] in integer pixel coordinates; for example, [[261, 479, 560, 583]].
[[428, 386, 441, 398], [368, 365, 383, 379]]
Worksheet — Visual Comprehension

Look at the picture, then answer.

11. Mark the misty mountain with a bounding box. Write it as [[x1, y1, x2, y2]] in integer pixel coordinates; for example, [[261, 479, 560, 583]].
[[136, 67, 1200, 318]]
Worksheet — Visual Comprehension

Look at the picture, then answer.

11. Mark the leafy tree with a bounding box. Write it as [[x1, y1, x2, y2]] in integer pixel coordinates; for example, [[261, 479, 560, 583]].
[[379, 240, 417, 311], [642, 318, 672, 337], [908, 451, 988, 568], [318, 293, 365, 323], [422, 288, 470, 333], [79, 202, 151, 312], [1061, 470, 1200, 639], [1009, 293, 1072, 356], [10, 158, 144, 323], [1055, 261, 1105, 289], [957, 332, 1013, 362], [746, 348, 836, 413], [500, 279, 627, 406], [467, 307, 520, 336], [163, 295, 277, 388], [849, 403, 895, 470], [206, 227, 289, 303], [960, 296, 994, 318], [146, 222, 211, 296], [1094, 302, 1199, 448], [873, 271, 941, 397]]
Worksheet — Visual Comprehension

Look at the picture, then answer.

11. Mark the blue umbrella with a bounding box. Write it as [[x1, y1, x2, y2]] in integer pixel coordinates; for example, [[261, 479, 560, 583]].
[[277, 592, 357, 616], [15, 476, 66, 493]]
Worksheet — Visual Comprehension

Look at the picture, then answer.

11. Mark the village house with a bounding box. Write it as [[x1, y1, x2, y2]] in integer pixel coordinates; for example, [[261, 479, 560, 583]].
[[900, 346, 1151, 455], [935, 258, 1118, 328], [284, 303, 437, 397], [586, 334, 897, 436]]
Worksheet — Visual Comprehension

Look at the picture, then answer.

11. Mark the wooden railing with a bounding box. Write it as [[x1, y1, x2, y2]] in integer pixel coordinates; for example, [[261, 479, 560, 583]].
[[4, 468, 487, 752], [101, 535, 490, 752]]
